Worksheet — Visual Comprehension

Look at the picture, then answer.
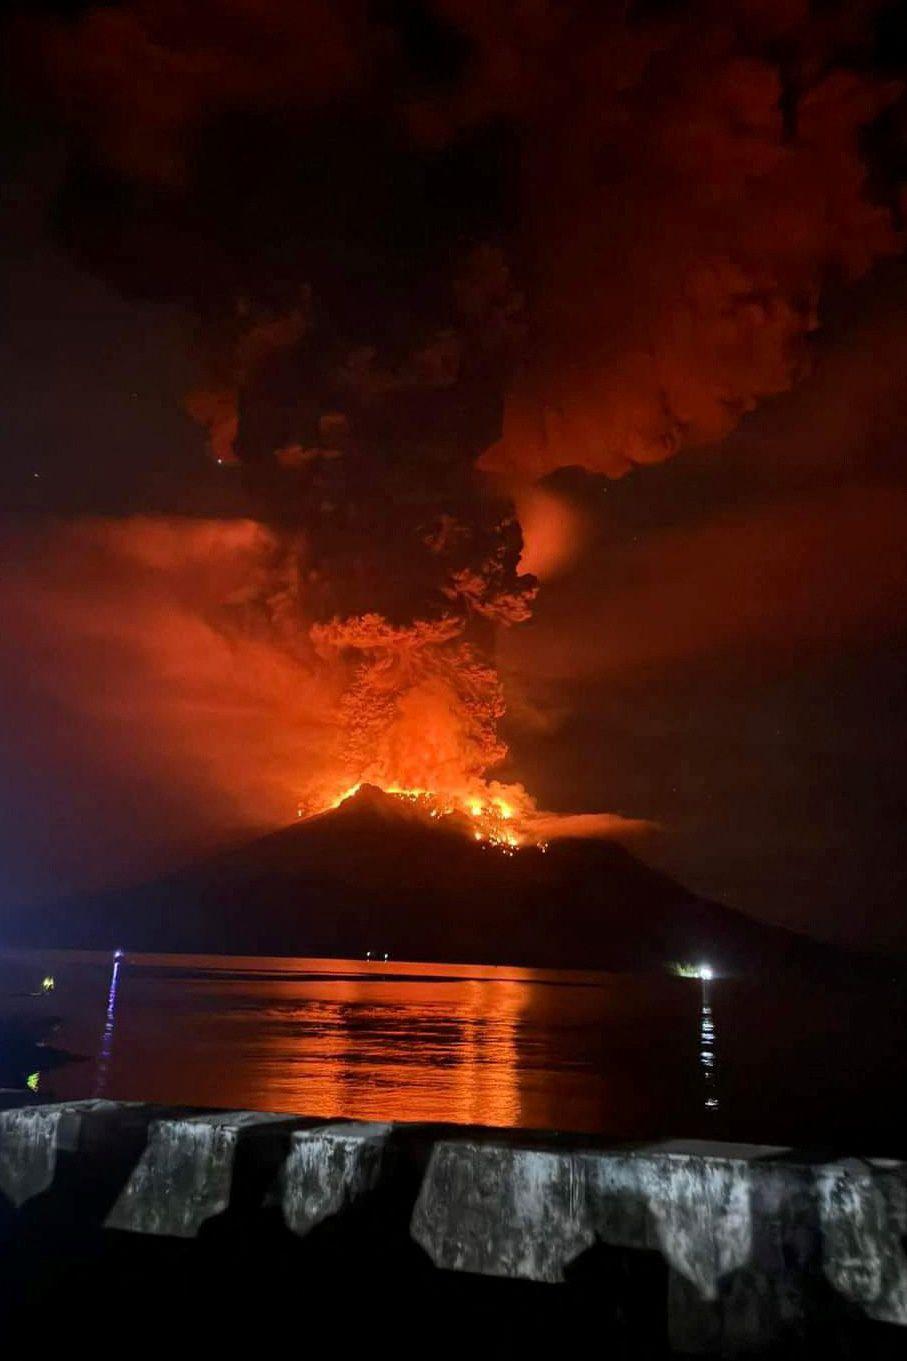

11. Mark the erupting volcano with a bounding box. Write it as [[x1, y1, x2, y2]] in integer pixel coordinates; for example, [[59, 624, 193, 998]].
[[316, 785, 530, 853], [3, 0, 906, 952], [19, 781, 850, 976], [301, 597, 546, 851], [302, 555, 539, 850]]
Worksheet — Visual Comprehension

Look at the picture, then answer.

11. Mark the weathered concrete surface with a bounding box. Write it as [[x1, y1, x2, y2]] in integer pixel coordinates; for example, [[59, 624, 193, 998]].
[[1, 1104, 905, 1355], [105, 1110, 301, 1237], [410, 1138, 782, 1289], [817, 1157, 907, 1326], [411, 1136, 907, 1353], [0, 1100, 152, 1210], [278, 1121, 395, 1237]]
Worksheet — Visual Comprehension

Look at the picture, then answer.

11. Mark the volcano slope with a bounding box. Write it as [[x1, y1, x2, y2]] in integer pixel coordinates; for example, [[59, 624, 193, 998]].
[[12, 786, 869, 978]]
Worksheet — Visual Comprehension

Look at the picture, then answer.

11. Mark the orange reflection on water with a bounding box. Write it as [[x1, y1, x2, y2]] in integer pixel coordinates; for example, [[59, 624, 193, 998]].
[[30, 953, 690, 1136], [245, 973, 530, 1126]]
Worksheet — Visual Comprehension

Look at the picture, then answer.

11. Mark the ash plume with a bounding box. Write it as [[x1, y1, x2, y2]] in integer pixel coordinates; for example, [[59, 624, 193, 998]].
[[10, 0, 906, 822]]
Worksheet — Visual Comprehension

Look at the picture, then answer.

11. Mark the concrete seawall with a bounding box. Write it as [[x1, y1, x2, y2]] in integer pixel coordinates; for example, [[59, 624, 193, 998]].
[[1, 1100, 905, 1354]]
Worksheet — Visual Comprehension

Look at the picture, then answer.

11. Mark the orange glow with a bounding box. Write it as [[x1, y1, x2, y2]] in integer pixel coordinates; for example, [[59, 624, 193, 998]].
[[514, 484, 588, 581], [301, 596, 651, 850], [256, 973, 528, 1128], [300, 779, 650, 854], [306, 781, 536, 853], [233, 964, 532, 1128], [0, 515, 648, 885], [306, 609, 543, 849]]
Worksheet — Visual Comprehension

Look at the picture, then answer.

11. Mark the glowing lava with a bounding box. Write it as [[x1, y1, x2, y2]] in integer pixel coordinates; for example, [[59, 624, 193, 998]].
[[295, 610, 646, 854], [299, 781, 540, 855]]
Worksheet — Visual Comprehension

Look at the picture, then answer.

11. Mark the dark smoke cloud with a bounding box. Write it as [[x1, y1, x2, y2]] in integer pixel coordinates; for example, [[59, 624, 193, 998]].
[[446, 3, 906, 479], [17, 2, 904, 489], [33, 1, 365, 185], [4, 1, 906, 840]]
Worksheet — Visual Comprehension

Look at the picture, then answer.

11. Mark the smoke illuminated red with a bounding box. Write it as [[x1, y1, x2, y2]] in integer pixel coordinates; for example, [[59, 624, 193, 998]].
[[3, 0, 905, 912]]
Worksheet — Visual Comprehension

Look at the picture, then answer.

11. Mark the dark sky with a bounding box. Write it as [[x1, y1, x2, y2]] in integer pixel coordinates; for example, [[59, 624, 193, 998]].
[[1, 1, 906, 949]]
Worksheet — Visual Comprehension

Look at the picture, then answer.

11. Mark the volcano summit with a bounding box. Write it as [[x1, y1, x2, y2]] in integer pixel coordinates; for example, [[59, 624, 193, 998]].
[[15, 786, 847, 976]]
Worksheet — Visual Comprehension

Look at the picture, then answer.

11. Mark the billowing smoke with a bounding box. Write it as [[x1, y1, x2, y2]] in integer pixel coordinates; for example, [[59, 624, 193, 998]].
[[10, 0, 905, 828], [470, 4, 904, 480]]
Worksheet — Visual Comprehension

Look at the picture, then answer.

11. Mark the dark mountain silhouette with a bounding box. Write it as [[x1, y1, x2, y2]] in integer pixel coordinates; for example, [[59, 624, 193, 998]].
[[9, 785, 854, 974]]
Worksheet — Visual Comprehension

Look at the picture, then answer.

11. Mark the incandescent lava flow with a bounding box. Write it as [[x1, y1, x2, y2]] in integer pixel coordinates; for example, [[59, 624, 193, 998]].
[[307, 783, 531, 854]]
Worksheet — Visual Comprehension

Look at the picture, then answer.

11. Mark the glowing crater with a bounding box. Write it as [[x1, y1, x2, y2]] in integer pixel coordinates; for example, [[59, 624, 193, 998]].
[[299, 781, 539, 853]]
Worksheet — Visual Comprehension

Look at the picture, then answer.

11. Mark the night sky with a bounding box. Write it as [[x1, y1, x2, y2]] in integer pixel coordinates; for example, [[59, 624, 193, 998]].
[[1, 1, 906, 949]]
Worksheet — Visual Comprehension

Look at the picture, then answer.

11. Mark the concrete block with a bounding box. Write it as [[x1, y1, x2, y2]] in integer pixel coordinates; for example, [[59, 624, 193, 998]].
[[278, 1121, 395, 1237], [105, 1110, 299, 1237]]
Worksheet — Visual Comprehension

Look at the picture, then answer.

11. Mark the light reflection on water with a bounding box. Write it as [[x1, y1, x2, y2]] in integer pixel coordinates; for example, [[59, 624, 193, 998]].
[[700, 976, 719, 1112], [92, 947, 124, 1099], [229, 976, 530, 1126], [0, 952, 697, 1134], [2, 950, 905, 1149]]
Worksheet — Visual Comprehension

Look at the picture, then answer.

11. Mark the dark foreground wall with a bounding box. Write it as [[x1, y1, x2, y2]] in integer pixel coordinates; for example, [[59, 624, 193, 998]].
[[1, 1101, 905, 1356]]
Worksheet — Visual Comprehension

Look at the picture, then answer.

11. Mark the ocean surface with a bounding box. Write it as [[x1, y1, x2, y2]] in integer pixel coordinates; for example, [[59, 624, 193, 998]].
[[2, 950, 905, 1153]]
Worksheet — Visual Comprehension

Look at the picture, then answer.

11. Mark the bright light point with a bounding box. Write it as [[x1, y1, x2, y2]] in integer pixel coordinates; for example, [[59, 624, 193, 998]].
[[699, 964, 713, 981]]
